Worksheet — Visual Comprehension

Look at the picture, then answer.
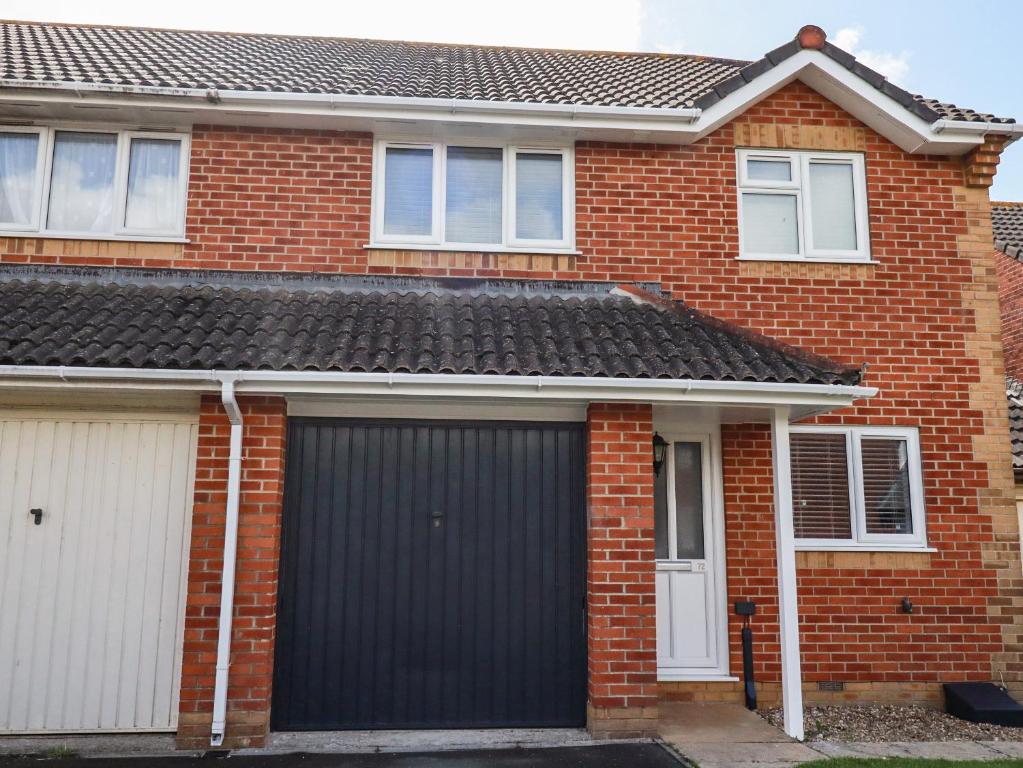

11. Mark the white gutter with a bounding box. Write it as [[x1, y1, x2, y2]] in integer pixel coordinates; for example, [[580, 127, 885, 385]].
[[0, 78, 702, 123], [931, 119, 1023, 138], [0, 365, 876, 405], [210, 377, 243, 747]]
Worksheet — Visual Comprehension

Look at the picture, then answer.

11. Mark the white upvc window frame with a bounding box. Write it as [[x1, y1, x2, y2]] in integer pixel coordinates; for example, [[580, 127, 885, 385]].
[[371, 138, 575, 253], [736, 148, 870, 263], [0, 124, 190, 240], [0, 126, 48, 233], [789, 425, 927, 550]]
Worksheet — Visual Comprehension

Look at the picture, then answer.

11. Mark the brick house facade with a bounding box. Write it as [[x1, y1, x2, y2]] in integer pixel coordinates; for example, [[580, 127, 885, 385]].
[[0, 21, 1019, 749]]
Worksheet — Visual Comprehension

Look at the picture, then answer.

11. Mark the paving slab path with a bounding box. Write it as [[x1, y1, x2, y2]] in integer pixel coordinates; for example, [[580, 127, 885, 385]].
[[658, 702, 1023, 767]]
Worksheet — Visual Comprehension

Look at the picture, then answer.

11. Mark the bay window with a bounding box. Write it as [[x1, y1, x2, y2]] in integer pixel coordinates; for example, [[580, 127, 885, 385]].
[[0, 127, 188, 239], [789, 426, 926, 549], [736, 148, 870, 262], [373, 140, 573, 251]]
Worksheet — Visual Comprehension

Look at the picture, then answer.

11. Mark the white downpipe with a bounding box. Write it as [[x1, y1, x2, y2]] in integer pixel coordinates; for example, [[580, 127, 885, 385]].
[[210, 377, 243, 747], [770, 406, 804, 741]]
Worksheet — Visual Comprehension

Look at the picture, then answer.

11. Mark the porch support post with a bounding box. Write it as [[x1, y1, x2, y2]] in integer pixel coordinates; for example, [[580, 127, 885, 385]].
[[770, 406, 804, 741]]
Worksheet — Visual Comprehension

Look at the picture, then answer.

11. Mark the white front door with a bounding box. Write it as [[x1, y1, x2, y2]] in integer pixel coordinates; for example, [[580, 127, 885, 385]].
[[655, 434, 728, 678]]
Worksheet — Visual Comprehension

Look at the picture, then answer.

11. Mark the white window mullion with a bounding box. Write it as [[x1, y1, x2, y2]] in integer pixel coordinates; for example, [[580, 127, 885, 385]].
[[666, 443, 679, 561], [434, 142, 446, 244], [112, 132, 131, 235], [849, 430, 866, 542]]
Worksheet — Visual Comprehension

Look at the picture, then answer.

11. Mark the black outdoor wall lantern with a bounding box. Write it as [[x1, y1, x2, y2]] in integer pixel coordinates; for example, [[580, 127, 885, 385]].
[[652, 432, 668, 476]]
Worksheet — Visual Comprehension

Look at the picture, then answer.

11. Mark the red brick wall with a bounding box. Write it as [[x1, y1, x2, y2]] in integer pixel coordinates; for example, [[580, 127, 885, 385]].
[[586, 403, 658, 735], [177, 395, 287, 750], [4, 81, 1012, 708], [998, 249, 1023, 381]]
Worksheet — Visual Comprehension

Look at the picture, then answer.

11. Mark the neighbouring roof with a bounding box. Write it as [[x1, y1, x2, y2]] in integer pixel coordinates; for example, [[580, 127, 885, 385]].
[[994, 203, 1023, 260], [1009, 378, 1023, 472], [0, 20, 1012, 124], [0, 266, 860, 385]]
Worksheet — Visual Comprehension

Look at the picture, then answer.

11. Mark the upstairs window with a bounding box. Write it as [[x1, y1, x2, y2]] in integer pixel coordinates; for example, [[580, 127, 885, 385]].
[[789, 426, 926, 549], [736, 149, 870, 262], [0, 127, 188, 239], [373, 140, 573, 251]]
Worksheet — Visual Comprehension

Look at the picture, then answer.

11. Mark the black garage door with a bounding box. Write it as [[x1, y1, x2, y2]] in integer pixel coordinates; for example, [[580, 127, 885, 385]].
[[272, 419, 587, 730]]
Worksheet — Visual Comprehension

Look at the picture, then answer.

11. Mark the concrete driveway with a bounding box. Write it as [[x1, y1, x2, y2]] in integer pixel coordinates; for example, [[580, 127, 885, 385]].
[[0, 744, 684, 768]]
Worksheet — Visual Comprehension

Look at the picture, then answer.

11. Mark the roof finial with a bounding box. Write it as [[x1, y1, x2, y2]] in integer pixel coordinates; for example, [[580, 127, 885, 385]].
[[796, 25, 827, 50]]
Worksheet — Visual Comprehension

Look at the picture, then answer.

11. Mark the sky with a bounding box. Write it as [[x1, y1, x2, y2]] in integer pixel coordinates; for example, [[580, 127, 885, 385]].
[[5, 0, 1022, 199]]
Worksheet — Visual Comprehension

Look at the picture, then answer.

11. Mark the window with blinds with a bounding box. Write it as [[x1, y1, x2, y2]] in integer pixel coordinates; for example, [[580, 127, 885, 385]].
[[374, 140, 573, 250], [791, 433, 852, 539], [789, 427, 925, 548], [736, 148, 869, 262]]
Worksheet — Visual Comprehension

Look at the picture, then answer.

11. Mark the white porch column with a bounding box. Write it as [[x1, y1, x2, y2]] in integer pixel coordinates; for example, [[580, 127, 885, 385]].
[[770, 406, 804, 741]]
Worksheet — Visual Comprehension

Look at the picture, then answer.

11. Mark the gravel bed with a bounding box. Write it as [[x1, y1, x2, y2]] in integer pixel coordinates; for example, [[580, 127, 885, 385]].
[[760, 704, 1023, 742]]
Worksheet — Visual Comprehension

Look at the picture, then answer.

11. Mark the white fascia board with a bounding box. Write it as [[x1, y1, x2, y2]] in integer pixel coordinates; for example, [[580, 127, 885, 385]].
[[694, 49, 985, 155], [0, 79, 700, 134], [0, 365, 876, 412], [0, 58, 1007, 153]]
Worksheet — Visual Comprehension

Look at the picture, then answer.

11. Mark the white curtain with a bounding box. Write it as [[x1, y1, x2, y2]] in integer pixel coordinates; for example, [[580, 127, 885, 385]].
[[47, 132, 117, 233], [383, 147, 433, 236], [809, 162, 857, 251], [0, 132, 40, 226], [446, 146, 502, 243], [124, 138, 181, 231]]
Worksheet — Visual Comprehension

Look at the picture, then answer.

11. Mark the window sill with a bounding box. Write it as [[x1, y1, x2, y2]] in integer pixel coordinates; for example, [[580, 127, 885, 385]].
[[365, 242, 581, 256], [657, 672, 738, 682], [0, 231, 189, 244], [795, 544, 935, 553], [737, 254, 877, 264]]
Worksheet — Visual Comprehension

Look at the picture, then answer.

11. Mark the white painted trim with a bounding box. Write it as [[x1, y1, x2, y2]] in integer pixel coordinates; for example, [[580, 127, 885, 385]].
[[0, 125, 190, 239], [0, 51, 1010, 153], [364, 243, 581, 256], [371, 139, 575, 251], [771, 406, 804, 741], [931, 119, 1023, 138], [789, 424, 927, 549], [736, 148, 870, 262], [0, 126, 47, 231], [655, 427, 730, 679], [692, 50, 988, 155], [0, 366, 877, 411], [656, 674, 740, 683], [794, 544, 937, 553]]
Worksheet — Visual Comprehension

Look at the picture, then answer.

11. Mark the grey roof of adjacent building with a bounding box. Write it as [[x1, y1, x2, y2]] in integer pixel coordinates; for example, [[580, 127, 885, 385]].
[[1009, 378, 1023, 472], [994, 203, 1023, 260], [0, 20, 1012, 124], [0, 265, 860, 385]]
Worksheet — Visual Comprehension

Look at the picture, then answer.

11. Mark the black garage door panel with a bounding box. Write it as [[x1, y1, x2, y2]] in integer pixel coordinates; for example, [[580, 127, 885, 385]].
[[273, 419, 587, 730]]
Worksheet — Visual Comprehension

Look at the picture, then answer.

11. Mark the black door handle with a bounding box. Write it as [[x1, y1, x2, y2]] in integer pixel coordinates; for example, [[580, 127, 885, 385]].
[[29, 508, 42, 525]]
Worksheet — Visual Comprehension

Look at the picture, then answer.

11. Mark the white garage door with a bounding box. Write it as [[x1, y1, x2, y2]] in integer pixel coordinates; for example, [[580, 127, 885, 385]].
[[0, 414, 198, 733]]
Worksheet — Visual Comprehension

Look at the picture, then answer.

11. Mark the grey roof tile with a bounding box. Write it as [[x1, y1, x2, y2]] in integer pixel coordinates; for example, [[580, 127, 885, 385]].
[[0, 266, 860, 385], [1009, 378, 1023, 471], [994, 203, 1023, 260], [0, 21, 1011, 123]]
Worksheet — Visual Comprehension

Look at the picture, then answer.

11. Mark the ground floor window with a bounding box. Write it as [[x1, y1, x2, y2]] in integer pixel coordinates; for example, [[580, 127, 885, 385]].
[[789, 425, 926, 549]]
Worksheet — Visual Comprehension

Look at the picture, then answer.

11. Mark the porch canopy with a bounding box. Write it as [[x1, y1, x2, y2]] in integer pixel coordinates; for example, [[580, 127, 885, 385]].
[[0, 265, 876, 741]]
